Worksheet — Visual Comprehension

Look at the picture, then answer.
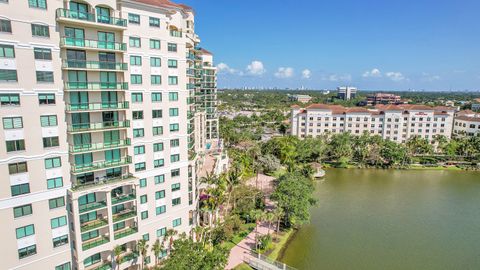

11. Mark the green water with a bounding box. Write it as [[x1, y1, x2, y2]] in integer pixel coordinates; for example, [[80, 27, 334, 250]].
[[280, 169, 480, 270]]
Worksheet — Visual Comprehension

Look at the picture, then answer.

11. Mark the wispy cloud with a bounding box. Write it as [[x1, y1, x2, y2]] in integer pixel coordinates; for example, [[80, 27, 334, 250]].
[[274, 67, 294, 78], [302, 69, 311, 79], [321, 73, 352, 82], [362, 68, 382, 78], [217, 62, 237, 74], [246, 60, 266, 76], [421, 72, 441, 82], [385, 72, 406, 82]]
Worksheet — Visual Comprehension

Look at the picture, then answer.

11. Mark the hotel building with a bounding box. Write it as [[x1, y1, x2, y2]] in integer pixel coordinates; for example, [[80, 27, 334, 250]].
[[0, 0, 218, 269], [291, 104, 455, 143], [453, 110, 480, 137]]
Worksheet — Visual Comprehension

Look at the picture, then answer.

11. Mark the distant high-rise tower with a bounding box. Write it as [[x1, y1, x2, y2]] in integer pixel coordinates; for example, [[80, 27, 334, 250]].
[[337, 86, 357, 100]]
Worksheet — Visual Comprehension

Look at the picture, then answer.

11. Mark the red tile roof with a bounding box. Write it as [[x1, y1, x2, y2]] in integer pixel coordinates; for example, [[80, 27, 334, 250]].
[[200, 48, 212, 55], [133, 0, 193, 12], [456, 110, 474, 116], [456, 116, 480, 123], [302, 103, 451, 115]]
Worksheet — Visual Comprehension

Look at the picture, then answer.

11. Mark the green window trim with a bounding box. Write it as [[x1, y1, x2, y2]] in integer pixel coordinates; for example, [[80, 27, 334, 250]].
[[13, 204, 32, 218], [16, 224, 35, 239], [154, 175, 165, 184]]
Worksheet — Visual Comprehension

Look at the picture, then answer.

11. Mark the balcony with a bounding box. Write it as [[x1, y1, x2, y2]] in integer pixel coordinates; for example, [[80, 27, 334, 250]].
[[66, 101, 129, 112], [186, 53, 195, 61], [71, 156, 132, 174], [82, 236, 109, 251], [56, 8, 127, 29], [67, 120, 130, 133], [64, 81, 128, 91], [186, 83, 196, 90], [114, 227, 138, 240], [62, 60, 127, 72], [79, 200, 107, 213], [70, 139, 131, 154], [60, 37, 127, 52], [81, 218, 108, 233], [112, 208, 137, 223], [72, 173, 136, 192], [120, 251, 139, 264], [91, 262, 112, 270], [111, 192, 136, 205]]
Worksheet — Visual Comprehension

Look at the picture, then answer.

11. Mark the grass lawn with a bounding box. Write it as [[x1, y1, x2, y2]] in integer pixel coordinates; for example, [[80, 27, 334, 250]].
[[409, 165, 462, 171], [221, 222, 256, 250], [233, 262, 253, 270], [267, 229, 294, 260]]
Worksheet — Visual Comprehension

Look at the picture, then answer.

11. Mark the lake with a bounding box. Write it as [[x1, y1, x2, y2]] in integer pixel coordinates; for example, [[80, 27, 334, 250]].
[[280, 169, 480, 270]]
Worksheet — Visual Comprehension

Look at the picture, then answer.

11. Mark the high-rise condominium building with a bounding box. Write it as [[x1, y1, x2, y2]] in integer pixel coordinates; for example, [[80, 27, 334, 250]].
[[337, 86, 357, 100], [0, 0, 218, 269], [291, 104, 455, 143]]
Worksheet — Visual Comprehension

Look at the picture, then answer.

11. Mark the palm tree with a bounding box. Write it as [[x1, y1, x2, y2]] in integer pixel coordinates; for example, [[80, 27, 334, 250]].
[[137, 239, 149, 269], [165, 229, 177, 253], [265, 211, 275, 235], [272, 207, 284, 235], [250, 209, 265, 250], [113, 245, 123, 270], [224, 167, 241, 215], [151, 239, 162, 266]]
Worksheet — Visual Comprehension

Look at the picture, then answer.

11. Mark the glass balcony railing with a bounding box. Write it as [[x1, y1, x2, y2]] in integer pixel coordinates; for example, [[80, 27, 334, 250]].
[[60, 37, 127, 51], [66, 101, 129, 112], [112, 208, 137, 223], [92, 262, 112, 270], [82, 236, 109, 251], [70, 139, 131, 153], [114, 227, 138, 240], [67, 120, 130, 133], [56, 8, 127, 27], [64, 81, 128, 91], [80, 218, 108, 232], [111, 193, 136, 205], [62, 60, 128, 71], [186, 53, 195, 60], [78, 200, 107, 213], [186, 83, 195, 90], [71, 156, 132, 174], [120, 251, 139, 264], [72, 173, 135, 191]]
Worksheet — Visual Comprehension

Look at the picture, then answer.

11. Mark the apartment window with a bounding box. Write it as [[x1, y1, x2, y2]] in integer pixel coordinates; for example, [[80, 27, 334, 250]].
[[34, 47, 52, 60], [38, 93, 55, 104], [149, 17, 160, 27], [13, 204, 32, 218], [168, 76, 178, 85], [55, 263, 71, 270], [154, 159, 164, 168], [45, 157, 61, 169], [172, 197, 181, 206], [49, 197, 65, 209], [16, 224, 35, 239], [135, 162, 146, 172], [150, 39, 160, 49], [151, 92, 162, 102], [169, 92, 178, 101], [172, 183, 180, 191], [168, 43, 177, 52], [0, 19, 11, 33], [155, 190, 165, 199], [142, 233, 149, 241], [170, 139, 180, 147], [172, 218, 181, 227], [130, 74, 142, 84], [152, 110, 162, 119], [140, 195, 147, 204], [141, 210, 148, 220], [131, 92, 143, 102], [129, 37, 141, 48], [18, 245, 36, 259], [51, 216, 67, 229], [31, 24, 49, 37], [40, 115, 57, 127], [47, 177, 63, 189], [3, 117, 23, 129], [36, 71, 54, 82], [133, 128, 144, 138], [170, 154, 180, 163], [170, 30, 182, 37], [128, 13, 140, 24], [171, 168, 180, 177], [11, 183, 30, 196], [0, 70, 17, 82], [154, 174, 165, 184], [167, 59, 178, 68], [53, 235, 68, 247], [170, 123, 179, 132], [156, 205, 166, 215], [150, 57, 161, 67], [151, 75, 161, 85], [157, 227, 166, 237], [28, 0, 47, 8], [0, 45, 14, 58], [134, 145, 145, 155], [153, 142, 163, 152], [139, 178, 147, 188], [6, 139, 25, 152], [132, 111, 144, 120], [0, 93, 19, 105], [153, 126, 163, 135], [169, 108, 179, 117], [130, 55, 142, 66]]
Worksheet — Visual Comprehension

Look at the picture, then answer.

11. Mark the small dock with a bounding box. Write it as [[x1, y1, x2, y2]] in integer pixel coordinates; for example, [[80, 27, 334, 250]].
[[244, 252, 297, 270]]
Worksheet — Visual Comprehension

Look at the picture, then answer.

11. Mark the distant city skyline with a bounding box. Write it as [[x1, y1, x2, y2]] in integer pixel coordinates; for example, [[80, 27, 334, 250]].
[[182, 0, 480, 91]]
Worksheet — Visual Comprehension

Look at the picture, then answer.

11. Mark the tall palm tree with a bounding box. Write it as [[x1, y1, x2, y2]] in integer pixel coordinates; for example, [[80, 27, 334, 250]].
[[224, 168, 241, 215], [113, 245, 123, 270], [137, 239, 149, 270], [250, 209, 265, 250], [265, 211, 275, 235], [165, 229, 177, 253], [151, 239, 162, 266], [272, 207, 284, 235]]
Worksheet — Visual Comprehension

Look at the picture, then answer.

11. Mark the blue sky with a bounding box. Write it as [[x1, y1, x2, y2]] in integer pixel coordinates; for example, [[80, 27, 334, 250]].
[[181, 0, 480, 91]]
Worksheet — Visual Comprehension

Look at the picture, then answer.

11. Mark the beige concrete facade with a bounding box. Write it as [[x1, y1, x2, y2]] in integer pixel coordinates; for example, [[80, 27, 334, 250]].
[[453, 111, 480, 137]]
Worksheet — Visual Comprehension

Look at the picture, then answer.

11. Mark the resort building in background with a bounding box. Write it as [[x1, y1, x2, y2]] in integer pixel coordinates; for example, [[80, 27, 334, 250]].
[[288, 94, 312, 103], [291, 104, 455, 143], [0, 0, 222, 269], [453, 110, 480, 137], [359, 93, 404, 106], [336, 86, 357, 100]]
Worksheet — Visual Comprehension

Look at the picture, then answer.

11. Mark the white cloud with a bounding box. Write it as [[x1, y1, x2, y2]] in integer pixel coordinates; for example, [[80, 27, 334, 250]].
[[362, 68, 382, 78], [386, 72, 406, 82], [301, 69, 312, 79], [421, 72, 441, 82], [246, 60, 266, 76], [321, 73, 352, 82], [274, 67, 294, 78], [217, 62, 237, 74]]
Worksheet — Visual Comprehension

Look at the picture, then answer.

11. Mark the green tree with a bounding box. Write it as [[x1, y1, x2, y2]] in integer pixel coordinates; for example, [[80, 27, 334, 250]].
[[151, 239, 163, 266], [113, 245, 123, 270], [137, 239, 149, 269]]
